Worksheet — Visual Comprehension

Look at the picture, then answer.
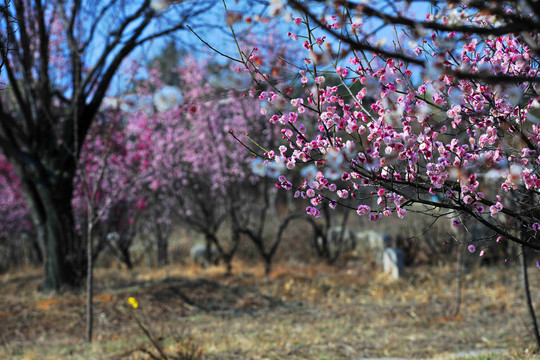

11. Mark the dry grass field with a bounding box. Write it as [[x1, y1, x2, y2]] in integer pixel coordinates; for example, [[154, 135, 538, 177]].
[[2, 256, 540, 359]]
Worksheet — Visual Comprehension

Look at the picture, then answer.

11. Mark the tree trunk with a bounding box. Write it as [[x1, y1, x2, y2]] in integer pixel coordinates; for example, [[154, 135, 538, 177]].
[[264, 256, 272, 276], [42, 189, 85, 291], [30, 235, 44, 265], [225, 258, 233, 275], [521, 243, 540, 349], [157, 238, 168, 267], [18, 164, 85, 292], [451, 242, 464, 317], [205, 234, 213, 264], [156, 226, 169, 267], [118, 243, 133, 270], [86, 222, 94, 343]]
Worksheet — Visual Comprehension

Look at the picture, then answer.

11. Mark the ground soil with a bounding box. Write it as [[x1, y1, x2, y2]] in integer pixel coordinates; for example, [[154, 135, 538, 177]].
[[1, 259, 540, 359]]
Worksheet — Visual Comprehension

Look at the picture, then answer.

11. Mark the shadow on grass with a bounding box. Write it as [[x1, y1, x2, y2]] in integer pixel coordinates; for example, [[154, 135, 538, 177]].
[[93, 273, 284, 317]]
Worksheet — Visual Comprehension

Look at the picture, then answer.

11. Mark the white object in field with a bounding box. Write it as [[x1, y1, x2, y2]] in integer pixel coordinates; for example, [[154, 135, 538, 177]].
[[190, 243, 218, 268], [316, 226, 357, 259], [383, 247, 404, 280], [355, 230, 391, 265]]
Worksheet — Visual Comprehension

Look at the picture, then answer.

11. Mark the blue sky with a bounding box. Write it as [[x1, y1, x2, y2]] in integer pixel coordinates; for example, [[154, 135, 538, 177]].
[[111, 0, 434, 93]]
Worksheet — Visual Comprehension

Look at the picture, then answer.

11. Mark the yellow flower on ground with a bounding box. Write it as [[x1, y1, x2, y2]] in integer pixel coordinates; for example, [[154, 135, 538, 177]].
[[128, 297, 139, 309]]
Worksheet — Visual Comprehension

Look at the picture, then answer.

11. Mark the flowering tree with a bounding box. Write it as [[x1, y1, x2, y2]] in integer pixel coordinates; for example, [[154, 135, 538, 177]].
[[0, 0, 219, 291], [73, 110, 154, 268], [220, 0, 540, 344], [73, 105, 156, 342], [225, 0, 540, 256], [144, 56, 273, 273]]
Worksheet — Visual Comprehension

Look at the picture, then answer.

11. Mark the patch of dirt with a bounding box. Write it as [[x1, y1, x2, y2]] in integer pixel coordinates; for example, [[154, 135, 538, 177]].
[[0, 261, 539, 359]]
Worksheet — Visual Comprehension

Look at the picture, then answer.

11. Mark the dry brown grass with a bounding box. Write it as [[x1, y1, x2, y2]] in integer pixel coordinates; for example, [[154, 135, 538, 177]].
[[1, 259, 540, 359]]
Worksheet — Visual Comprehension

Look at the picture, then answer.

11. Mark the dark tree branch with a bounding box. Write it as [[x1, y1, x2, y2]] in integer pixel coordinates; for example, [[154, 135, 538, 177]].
[[288, 0, 425, 65], [80, 0, 151, 99]]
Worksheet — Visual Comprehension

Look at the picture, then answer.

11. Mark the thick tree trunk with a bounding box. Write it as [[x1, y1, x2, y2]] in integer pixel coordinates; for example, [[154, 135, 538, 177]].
[[30, 235, 44, 265], [18, 163, 85, 292], [42, 188, 85, 290]]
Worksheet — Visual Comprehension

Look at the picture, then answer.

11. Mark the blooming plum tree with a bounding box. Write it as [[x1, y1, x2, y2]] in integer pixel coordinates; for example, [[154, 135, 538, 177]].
[[144, 56, 273, 273], [73, 108, 156, 342], [226, 0, 540, 259], [73, 110, 154, 269], [216, 1, 540, 343]]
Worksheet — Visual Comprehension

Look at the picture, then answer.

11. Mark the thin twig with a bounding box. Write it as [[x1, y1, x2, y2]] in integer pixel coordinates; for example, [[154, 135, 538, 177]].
[[186, 25, 242, 63]]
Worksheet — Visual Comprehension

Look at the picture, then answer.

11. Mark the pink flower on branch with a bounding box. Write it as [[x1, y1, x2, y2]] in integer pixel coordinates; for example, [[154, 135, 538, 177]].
[[224, 1, 540, 261]]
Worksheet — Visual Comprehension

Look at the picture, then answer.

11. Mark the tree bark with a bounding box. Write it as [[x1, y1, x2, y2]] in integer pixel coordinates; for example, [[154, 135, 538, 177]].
[[17, 160, 85, 292], [225, 258, 233, 275], [156, 226, 169, 267], [86, 221, 94, 343], [264, 257, 272, 276], [451, 242, 464, 317], [42, 190, 84, 290], [157, 238, 168, 267], [521, 243, 540, 349]]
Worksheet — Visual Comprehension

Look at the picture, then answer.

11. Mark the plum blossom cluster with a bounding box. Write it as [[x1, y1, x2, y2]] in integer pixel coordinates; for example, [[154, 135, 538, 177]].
[[73, 109, 155, 237], [244, 3, 540, 249], [121, 56, 282, 240]]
